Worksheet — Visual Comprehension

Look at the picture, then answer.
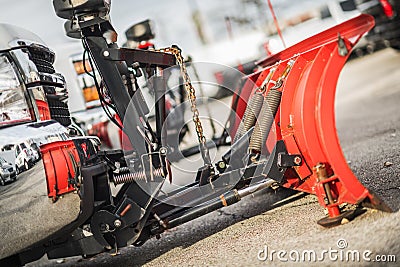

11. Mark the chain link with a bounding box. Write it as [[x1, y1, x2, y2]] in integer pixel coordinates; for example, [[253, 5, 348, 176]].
[[156, 46, 212, 165], [158, 46, 206, 145]]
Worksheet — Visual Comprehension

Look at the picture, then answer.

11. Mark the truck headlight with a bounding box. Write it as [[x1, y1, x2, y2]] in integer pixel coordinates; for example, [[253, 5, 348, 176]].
[[53, 0, 111, 19]]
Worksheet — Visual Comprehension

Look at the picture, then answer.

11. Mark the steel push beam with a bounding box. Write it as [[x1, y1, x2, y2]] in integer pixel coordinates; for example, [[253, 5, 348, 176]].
[[235, 14, 391, 226]]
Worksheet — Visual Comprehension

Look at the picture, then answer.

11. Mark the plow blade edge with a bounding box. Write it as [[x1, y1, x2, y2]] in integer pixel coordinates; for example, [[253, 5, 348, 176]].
[[234, 14, 391, 225]]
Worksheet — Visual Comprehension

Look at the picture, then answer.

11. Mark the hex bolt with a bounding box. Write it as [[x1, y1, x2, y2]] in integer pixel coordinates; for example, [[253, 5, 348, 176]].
[[218, 161, 226, 169], [294, 156, 302, 165], [159, 147, 168, 156], [114, 219, 122, 228], [103, 50, 110, 57]]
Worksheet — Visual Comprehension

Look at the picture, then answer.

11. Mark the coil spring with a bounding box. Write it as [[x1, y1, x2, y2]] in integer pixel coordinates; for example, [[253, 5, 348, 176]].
[[117, 167, 130, 174], [234, 92, 265, 142], [113, 168, 164, 185], [249, 89, 282, 153]]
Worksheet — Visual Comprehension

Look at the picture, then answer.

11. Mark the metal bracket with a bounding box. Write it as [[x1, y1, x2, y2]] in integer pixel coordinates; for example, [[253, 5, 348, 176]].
[[262, 140, 289, 183], [338, 33, 349, 56], [278, 153, 302, 168], [102, 47, 176, 67]]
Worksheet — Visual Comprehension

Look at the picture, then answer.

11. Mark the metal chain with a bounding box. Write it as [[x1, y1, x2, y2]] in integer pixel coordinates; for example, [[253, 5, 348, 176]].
[[156, 46, 211, 165], [157, 46, 211, 164], [158, 46, 206, 145]]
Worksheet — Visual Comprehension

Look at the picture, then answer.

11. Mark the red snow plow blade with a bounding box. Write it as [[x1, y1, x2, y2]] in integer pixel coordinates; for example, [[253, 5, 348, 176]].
[[232, 14, 391, 226]]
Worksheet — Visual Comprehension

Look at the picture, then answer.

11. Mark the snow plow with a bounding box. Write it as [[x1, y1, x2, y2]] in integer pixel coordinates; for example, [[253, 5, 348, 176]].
[[228, 13, 392, 227], [0, 0, 392, 265]]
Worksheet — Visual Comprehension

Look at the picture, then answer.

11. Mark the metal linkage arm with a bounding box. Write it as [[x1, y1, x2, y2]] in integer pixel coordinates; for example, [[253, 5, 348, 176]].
[[102, 47, 176, 67], [83, 36, 147, 156]]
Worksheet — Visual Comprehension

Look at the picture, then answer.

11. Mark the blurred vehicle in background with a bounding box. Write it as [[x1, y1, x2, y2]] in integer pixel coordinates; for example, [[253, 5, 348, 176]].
[[214, 0, 364, 99], [15, 143, 35, 171], [268, 0, 362, 52], [356, 0, 400, 51], [0, 156, 17, 185], [27, 141, 42, 162], [2, 143, 35, 172]]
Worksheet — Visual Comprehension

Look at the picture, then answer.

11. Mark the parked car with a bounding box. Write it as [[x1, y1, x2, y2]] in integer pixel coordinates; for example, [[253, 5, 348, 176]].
[[2, 143, 35, 173], [25, 141, 41, 162], [356, 0, 400, 50], [16, 143, 36, 171], [0, 156, 17, 185]]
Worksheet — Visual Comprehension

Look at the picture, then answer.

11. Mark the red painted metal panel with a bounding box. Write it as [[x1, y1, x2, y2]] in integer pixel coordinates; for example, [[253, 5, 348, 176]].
[[233, 14, 391, 217], [41, 140, 80, 201]]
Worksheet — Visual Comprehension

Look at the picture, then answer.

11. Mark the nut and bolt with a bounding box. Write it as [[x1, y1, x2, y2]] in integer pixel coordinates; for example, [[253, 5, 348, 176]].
[[218, 161, 226, 169], [159, 147, 168, 156], [294, 156, 302, 165], [114, 219, 122, 228]]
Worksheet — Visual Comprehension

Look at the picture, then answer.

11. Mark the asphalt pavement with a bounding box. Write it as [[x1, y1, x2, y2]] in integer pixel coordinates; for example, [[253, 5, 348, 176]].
[[31, 48, 400, 266]]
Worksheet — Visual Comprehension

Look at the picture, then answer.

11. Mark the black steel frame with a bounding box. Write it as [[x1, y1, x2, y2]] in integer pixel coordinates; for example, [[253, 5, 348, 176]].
[[26, 7, 293, 260]]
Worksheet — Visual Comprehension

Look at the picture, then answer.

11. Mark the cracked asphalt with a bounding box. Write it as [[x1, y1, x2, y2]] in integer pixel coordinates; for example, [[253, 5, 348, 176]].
[[31, 48, 400, 266]]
